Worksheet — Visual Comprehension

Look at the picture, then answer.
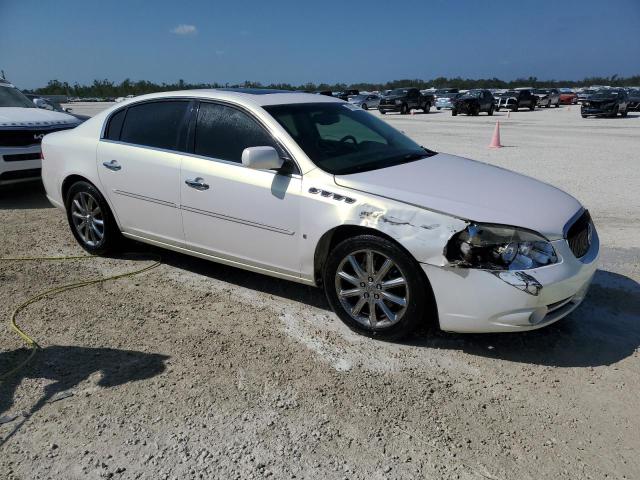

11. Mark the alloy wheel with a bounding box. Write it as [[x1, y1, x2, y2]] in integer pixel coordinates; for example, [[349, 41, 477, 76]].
[[71, 191, 105, 247], [334, 249, 409, 329]]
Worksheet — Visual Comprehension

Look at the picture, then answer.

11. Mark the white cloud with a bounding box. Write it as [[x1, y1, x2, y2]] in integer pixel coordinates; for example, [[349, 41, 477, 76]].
[[171, 24, 197, 35]]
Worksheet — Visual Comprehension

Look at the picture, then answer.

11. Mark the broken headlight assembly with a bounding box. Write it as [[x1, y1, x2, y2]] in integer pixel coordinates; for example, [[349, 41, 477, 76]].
[[445, 224, 557, 270]]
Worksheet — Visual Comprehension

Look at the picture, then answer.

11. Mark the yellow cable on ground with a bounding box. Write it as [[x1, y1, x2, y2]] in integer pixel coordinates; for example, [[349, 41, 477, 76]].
[[0, 253, 161, 382]]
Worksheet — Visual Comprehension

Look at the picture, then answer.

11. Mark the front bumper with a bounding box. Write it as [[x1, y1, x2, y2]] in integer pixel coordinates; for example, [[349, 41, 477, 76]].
[[378, 104, 402, 112], [423, 228, 599, 333], [0, 145, 42, 185], [581, 105, 617, 116]]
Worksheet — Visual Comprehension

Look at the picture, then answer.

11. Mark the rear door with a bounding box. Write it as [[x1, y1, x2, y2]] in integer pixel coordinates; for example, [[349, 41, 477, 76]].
[[97, 100, 192, 246]]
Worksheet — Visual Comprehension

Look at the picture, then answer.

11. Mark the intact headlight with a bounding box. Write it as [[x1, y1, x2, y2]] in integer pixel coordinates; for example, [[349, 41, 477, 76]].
[[445, 223, 557, 270]]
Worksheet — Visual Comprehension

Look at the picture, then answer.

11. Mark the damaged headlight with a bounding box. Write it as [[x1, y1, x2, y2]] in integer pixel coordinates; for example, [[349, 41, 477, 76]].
[[445, 224, 557, 270]]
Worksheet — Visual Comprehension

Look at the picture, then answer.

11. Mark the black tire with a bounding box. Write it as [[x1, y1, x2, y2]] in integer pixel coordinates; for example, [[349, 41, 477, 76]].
[[511, 104, 518, 112], [529, 103, 535, 111], [436, 107, 441, 110], [555, 102, 559, 108], [361, 103, 368, 110], [423, 102, 430, 113], [323, 234, 431, 340], [621, 109, 628, 117], [581, 114, 587, 118], [545, 103, 550, 108], [611, 106, 619, 118], [379, 109, 386, 115], [488, 105, 494, 116], [472, 106, 480, 116], [400, 103, 409, 115], [451, 109, 458, 116], [65, 180, 121, 255]]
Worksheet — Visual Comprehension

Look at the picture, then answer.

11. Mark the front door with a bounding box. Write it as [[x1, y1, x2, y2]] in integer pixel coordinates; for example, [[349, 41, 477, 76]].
[[180, 101, 302, 278]]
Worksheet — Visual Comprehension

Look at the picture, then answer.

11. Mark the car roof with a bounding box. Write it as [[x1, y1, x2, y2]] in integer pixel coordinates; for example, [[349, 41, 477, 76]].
[[112, 88, 344, 108]]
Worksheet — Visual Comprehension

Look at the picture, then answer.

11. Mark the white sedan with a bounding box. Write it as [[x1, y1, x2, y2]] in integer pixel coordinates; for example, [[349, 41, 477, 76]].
[[41, 89, 598, 339]]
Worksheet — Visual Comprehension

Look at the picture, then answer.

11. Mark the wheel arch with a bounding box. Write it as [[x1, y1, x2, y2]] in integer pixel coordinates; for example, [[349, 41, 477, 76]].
[[61, 174, 122, 228], [313, 224, 440, 328]]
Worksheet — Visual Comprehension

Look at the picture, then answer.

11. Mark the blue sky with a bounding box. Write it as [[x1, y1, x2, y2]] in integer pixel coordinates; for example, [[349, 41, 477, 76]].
[[1, 0, 639, 89]]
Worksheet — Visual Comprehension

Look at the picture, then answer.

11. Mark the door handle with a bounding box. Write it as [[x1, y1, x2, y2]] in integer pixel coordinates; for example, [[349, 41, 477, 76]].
[[185, 177, 210, 190], [102, 160, 122, 171]]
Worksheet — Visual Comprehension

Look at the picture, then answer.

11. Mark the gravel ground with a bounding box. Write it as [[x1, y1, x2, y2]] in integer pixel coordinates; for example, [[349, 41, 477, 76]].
[[1, 103, 639, 480]]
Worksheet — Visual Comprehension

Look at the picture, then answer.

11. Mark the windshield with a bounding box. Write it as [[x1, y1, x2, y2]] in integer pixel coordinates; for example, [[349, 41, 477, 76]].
[[388, 88, 408, 96], [264, 102, 434, 175], [580, 90, 595, 95], [0, 85, 36, 108], [533, 89, 550, 94], [591, 91, 620, 99], [463, 91, 481, 97], [500, 91, 517, 96]]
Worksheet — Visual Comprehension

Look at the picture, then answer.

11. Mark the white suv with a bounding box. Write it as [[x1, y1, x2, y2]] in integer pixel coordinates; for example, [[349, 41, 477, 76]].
[[0, 79, 81, 185], [41, 89, 598, 339]]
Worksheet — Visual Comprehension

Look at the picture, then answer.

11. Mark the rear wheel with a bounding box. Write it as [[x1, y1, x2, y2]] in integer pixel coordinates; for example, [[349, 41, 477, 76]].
[[423, 102, 430, 113], [436, 107, 441, 110], [361, 103, 368, 110], [488, 105, 494, 116], [452, 109, 458, 116], [529, 103, 535, 111], [379, 109, 386, 115], [65, 181, 121, 255], [400, 103, 409, 115], [621, 108, 628, 117], [323, 235, 430, 340]]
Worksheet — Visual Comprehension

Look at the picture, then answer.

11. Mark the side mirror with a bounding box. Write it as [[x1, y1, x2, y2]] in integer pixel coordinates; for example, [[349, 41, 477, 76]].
[[241, 146, 284, 171]]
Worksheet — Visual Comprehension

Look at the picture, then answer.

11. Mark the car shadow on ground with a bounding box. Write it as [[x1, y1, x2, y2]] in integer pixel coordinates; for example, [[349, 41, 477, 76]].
[[153, 248, 640, 368], [405, 269, 640, 368], [0, 181, 53, 210], [0, 345, 168, 445]]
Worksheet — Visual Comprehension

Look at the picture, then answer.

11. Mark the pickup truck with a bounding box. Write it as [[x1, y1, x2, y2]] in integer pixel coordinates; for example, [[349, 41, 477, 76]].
[[378, 87, 434, 114]]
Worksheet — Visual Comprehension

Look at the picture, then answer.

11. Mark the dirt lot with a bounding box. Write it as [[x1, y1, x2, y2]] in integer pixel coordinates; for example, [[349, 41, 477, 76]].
[[1, 104, 639, 480]]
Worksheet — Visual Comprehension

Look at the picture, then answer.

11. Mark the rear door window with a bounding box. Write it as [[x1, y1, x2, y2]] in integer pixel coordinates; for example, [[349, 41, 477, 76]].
[[120, 101, 190, 151]]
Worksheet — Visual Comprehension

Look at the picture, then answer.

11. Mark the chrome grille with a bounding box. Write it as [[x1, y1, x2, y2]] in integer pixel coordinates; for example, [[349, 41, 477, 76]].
[[566, 210, 592, 258]]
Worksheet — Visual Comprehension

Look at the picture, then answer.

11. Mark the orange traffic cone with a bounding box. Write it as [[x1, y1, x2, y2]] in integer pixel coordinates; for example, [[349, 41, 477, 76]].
[[489, 121, 503, 148]]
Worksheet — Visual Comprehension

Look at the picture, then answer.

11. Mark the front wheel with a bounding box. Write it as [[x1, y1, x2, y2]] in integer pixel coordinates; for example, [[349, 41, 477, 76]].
[[423, 102, 430, 113], [400, 103, 409, 115], [361, 103, 368, 110], [65, 181, 121, 255], [323, 235, 431, 339], [379, 109, 386, 115], [436, 107, 441, 110], [488, 105, 494, 116], [451, 109, 458, 116]]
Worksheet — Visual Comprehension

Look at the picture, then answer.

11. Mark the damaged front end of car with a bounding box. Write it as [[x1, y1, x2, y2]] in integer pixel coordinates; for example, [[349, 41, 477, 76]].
[[443, 223, 558, 295]]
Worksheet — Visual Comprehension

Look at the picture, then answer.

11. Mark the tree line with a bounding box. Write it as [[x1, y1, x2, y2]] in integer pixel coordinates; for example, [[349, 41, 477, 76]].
[[27, 75, 640, 97]]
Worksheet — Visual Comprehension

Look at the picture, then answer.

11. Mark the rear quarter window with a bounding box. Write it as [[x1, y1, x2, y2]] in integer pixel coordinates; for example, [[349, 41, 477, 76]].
[[104, 108, 126, 140]]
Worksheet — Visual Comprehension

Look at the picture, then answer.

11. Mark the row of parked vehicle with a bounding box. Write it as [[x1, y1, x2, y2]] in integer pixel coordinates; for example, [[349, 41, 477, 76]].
[[335, 85, 639, 118]]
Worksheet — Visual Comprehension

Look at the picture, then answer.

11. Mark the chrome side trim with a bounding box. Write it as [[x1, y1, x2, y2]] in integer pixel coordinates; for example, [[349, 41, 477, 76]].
[[113, 189, 176, 208], [120, 232, 315, 286], [180, 205, 295, 236]]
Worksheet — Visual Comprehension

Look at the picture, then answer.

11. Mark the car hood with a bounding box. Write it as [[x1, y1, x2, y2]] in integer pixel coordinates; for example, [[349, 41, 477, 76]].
[[0, 107, 80, 127], [334, 153, 581, 240]]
